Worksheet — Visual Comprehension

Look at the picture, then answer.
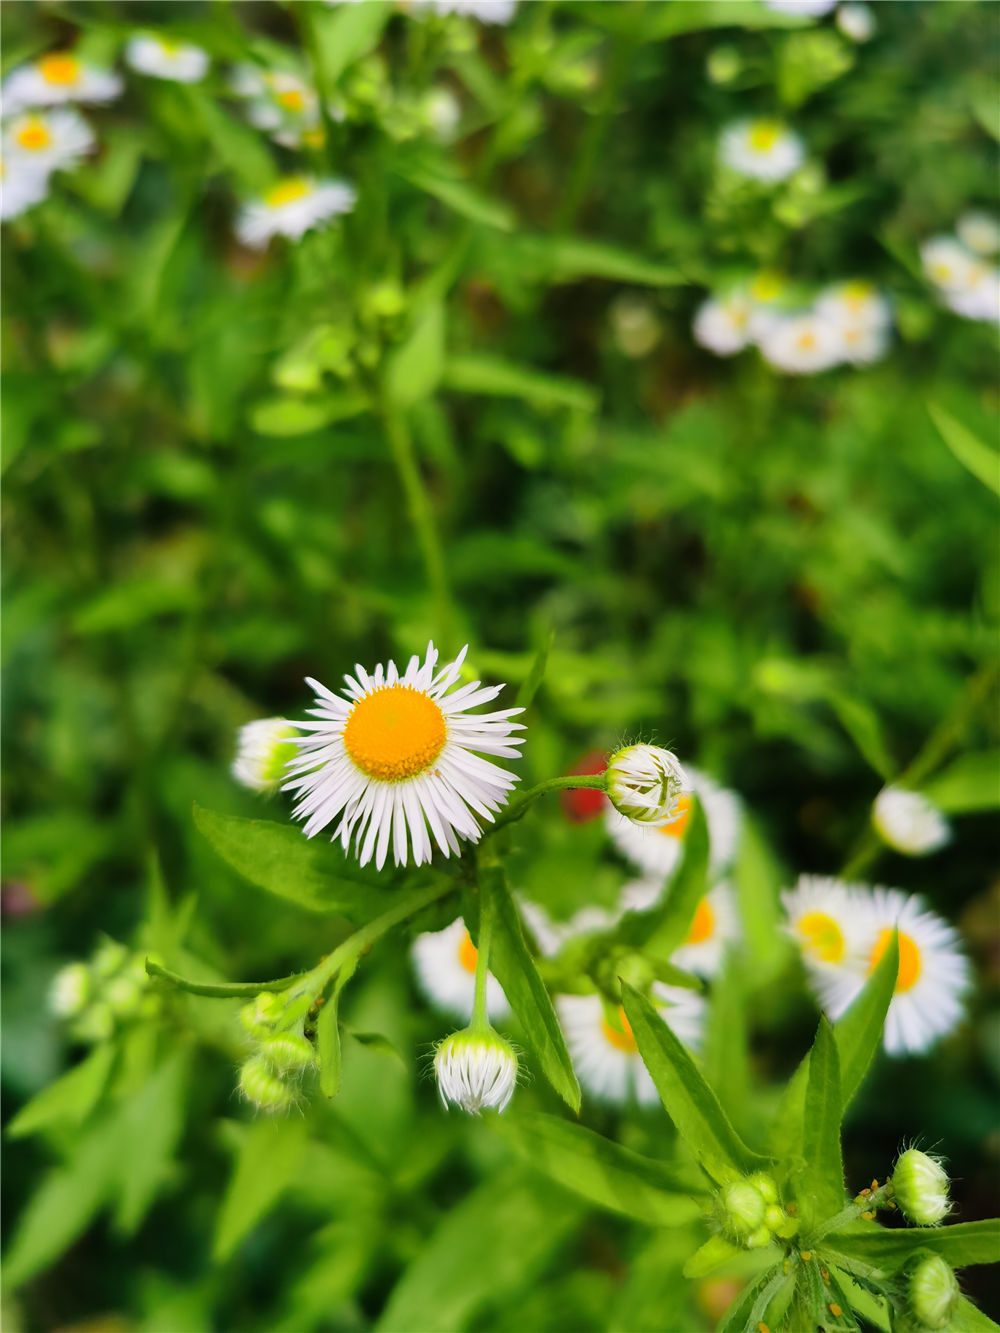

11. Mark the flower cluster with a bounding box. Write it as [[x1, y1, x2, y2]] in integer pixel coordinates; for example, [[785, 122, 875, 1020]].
[[921, 217, 1000, 324], [237, 992, 318, 1113], [49, 938, 159, 1042]]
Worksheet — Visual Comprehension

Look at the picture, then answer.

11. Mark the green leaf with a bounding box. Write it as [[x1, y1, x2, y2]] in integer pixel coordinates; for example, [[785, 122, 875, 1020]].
[[480, 863, 580, 1112], [801, 1019, 845, 1223], [443, 355, 598, 413], [953, 1297, 1000, 1332], [703, 964, 749, 1129], [498, 1112, 705, 1226], [73, 577, 199, 634], [193, 804, 390, 917], [734, 817, 790, 984], [645, 0, 815, 37], [534, 235, 685, 287], [213, 1116, 309, 1262], [923, 751, 1000, 813], [345, 1029, 407, 1072], [385, 302, 446, 408], [249, 392, 369, 437], [309, 0, 390, 84], [928, 402, 1000, 497], [375, 1169, 583, 1333], [828, 693, 895, 781], [186, 88, 273, 189], [682, 1233, 744, 1279], [822, 1219, 1000, 1276], [404, 169, 515, 231], [777, 29, 853, 109], [712, 1266, 784, 1333], [317, 989, 343, 1099], [515, 629, 554, 709], [621, 982, 770, 1183], [6, 1042, 115, 1139], [111, 1051, 189, 1236]]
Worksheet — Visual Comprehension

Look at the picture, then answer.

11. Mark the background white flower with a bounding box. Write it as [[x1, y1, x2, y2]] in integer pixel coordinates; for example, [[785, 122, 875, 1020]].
[[719, 119, 805, 183], [0, 156, 50, 219], [2, 52, 122, 113], [126, 34, 211, 84], [411, 918, 510, 1021], [758, 311, 843, 374], [2, 109, 95, 178], [693, 291, 754, 356], [236, 177, 357, 248], [873, 786, 951, 856]]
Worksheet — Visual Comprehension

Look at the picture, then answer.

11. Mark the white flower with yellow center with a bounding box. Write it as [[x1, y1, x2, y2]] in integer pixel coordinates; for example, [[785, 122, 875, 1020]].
[[671, 884, 740, 978], [284, 642, 524, 869], [557, 985, 706, 1106], [232, 718, 300, 793], [836, 3, 875, 42], [235, 176, 357, 249], [607, 768, 742, 882], [758, 310, 843, 374], [411, 918, 510, 1021], [782, 874, 868, 979], [2, 52, 123, 114], [719, 119, 805, 183], [765, 0, 836, 13], [0, 155, 50, 220], [943, 265, 1000, 324], [873, 785, 951, 857], [2, 109, 95, 178], [920, 236, 976, 293], [125, 34, 210, 84], [835, 320, 890, 366], [746, 269, 790, 339], [815, 280, 891, 332], [957, 211, 1000, 257], [693, 290, 754, 356]]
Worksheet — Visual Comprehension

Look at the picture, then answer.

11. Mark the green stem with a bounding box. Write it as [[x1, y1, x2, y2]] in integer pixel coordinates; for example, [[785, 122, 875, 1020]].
[[146, 960, 308, 998], [471, 886, 495, 1028], [482, 773, 608, 840], [805, 1183, 894, 1248]]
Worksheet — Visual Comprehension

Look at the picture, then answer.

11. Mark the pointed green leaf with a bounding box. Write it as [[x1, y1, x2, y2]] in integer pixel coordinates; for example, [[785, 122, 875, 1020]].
[[345, 1029, 407, 1071], [682, 1233, 744, 1279], [213, 1116, 309, 1262], [801, 1019, 846, 1223], [309, 0, 390, 83], [822, 1219, 1000, 1275], [498, 1112, 705, 1226], [928, 402, 1000, 497], [515, 629, 554, 709], [923, 751, 1000, 813], [7, 1042, 116, 1139], [953, 1297, 1000, 1331], [711, 1266, 784, 1333], [385, 302, 446, 408], [443, 355, 598, 413], [317, 990, 343, 1099], [404, 169, 515, 231], [111, 1051, 189, 1235], [621, 982, 771, 1182], [703, 963, 749, 1127]]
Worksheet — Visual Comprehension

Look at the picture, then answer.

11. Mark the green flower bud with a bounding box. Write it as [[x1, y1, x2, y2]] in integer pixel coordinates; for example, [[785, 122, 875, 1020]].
[[49, 962, 92, 1018], [74, 1001, 115, 1043], [749, 1173, 779, 1205], [745, 1225, 774, 1250], [707, 46, 741, 85], [434, 1026, 517, 1115], [105, 974, 144, 1016], [894, 1149, 951, 1226], [721, 1180, 767, 1239], [239, 991, 285, 1037], [92, 938, 129, 978], [258, 1033, 316, 1074], [238, 1055, 296, 1113], [909, 1254, 960, 1330]]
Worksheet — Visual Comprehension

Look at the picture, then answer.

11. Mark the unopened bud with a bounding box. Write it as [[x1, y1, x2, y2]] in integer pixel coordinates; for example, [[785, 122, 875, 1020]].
[[434, 1026, 517, 1115], [50, 962, 91, 1018], [745, 1225, 774, 1250], [93, 938, 129, 978], [909, 1254, 960, 1330], [721, 1180, 767, 1238], [258, 1033, 316, 1074], [707, 46, 741, 85], [238, 1055, 296, 1113], [239, 991, 285, 1037], [606, 744, 689, 826], [232, 719, 298, 792], [893, 1149, 951, 1226]]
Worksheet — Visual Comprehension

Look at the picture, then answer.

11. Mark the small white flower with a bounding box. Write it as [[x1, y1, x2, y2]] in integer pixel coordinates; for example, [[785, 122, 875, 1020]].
[[607, 767, 742, 882], [557, 986, 706, 1107], [836, 320, 891, 365], [0, 155, 50, 220], [284, 642, 524, 869], [619, 878, 739, 980], [943, 265, 1000, 324], [2, 109, 95, 177], [815, 280, 891, 332], [758, 310, 843, 374], [411, 918, 510, 1021], [957, 210, 1000, 257], [782, 874, 869, 977], [232, 718, 300, 792], [921, 235, 977, 292], [719, 119, 805, 184], [764, 0, 836, 13], [418, 0, 517, 21], [2, 51, 123, 114], [693, 290, 754, 356], [606, 744, 689, 826], [835, 2, 875, 42], [873, 786, 951, 857], [746, 269, 791, 339], [434, 1026, 518, 1114], [49, 962, 92, 1017], [125, 34, 210, 84], [235, 176, 357, 249], [422, 87, 462, 141]]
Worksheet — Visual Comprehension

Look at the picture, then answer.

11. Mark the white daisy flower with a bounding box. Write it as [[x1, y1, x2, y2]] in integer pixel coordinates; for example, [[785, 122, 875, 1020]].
[[232, 718, 300, 793], [417, 0, 517, 22], [411, 918, 510, 1021], [619, 879, 739, 978], [815, 280, 891, 332], [957, 210, 1000, 257], [836, 3, 875, 42], [764, 0, 836, 13], [693, 290, 754, 356], [0, 156, 50, 220], [943, 265, 1000, 324], [873, 786, 951, 857], [607, 768, 742, 882], [719, 119, 805, 184], [557, 985, 706, 1107], [782, 874, 869, 979], [125, 34, 210, 84], [746, 269, 791, 339], [836, 320, 890, 366], [235, 176, 357, 249], [758, 310, 843, 374], [920, 236, 977, 293], [2, 109, 95, 177], [284, 642, 524, 870], [816, 889, 971, 1056], [2, 51, 123, 114], [434, 1026, 518, 1114]]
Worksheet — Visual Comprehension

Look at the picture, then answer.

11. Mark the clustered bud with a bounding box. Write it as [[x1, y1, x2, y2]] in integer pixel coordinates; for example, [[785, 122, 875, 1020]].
[[908, 1254, 960, 1330], [49, 940, 159, 1042], [237, 1021, 317, 1113], [893, 1149, 952, 1226], [606, 744, 690, 827], [718, 1173, 797, 1250], [434, 1026, 518, 1115]]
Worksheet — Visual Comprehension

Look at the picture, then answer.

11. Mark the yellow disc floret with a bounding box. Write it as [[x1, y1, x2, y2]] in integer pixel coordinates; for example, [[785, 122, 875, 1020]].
[[15, 119, 52, 152], [798, 911, 845, 964], [657, 794, 692, 839], [686, 896, 715, 945], [750, 121, 780, 153], [39, 53, 80, 86], [343, 684, 447, 782], [265, 177, 312, 209], [458, 930, 478, 975], [870, 928, 921, 992], [601, 1006, 637, 1053]]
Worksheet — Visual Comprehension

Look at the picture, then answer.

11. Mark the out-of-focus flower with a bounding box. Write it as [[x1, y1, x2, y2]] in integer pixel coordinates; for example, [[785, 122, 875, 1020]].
[[943, 266, 1000, 324], [417, 0, 517, 21], [421, 87, 462, 141], [411, 918, 510, 1021], [836, 320, 891, 366], [229, 66, 327, 147], [921, 234, 1000, 322], [560, 750, 609, 823], [893, 1148, 951, 1225], [606, 744, 689, 827], [957, 210, 1000, 257], [232, 718, 299, 792], [2, 51, 123, 113], [126, 34, 210, 83], [285, 643, 524, 869], [719, 119, 805, 183], [608, 768, 741, 881], [693, 290, 754, 356], [746, 269, 791, 339], [670, 884, 740, 978], [815, 280, 891, 332], [908, 1254, 960, 1328], [235, 176, 357, 249], [49, 962, 92, 1017], [2, 109, 95, 177], [835, 2, 875, 42], [610, 294, 663, 358], [873, 786, 951, 856], [782, 875, 868, 977], [921, 235, 978, 291], [764, 0, 836, 13], [758, 310, 842, 374], [434, 1026, 518, 1114], [0, 155, 50, 220]]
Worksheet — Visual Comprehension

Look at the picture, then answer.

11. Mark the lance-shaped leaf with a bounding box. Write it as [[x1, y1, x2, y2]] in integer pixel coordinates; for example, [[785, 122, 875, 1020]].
[[713, 1265, 790, 1333], [801, 1018, 846, 1224], [621, 982, 771, 1183], [952, 1297, 1000, 1331], [822, 1218, 1000, 1276], [515, 629, 554, 710], [213, 1117, 309, 1262], [7, 1042, 116, 1139], [498, 1112, 706, 1227]]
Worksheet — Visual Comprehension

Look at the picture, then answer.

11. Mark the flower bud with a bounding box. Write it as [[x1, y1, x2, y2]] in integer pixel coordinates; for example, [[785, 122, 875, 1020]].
[[49, 962, 91, 1018], [909, 1254, 960, 1330], [745, 1225, 774, 1250], [873, 786, 950, 857], [606, 744, 689, 827], [238, 1055, 296, 1113], [74, 1001, 115, 1043], [836, 2, 875, 43], [893, 1149, 951, 1225], [721, 1180, 767, 1239], [707, 46, 741, 85], [258, 1033, 316, 1074], [92, 938, 129, 978], [434, 1026, 517, 1115], [105, 973, 144, 1017], [239, 991, 285, 1037], [232, 719, 298, 792], [748, 1173, 779, 1204]]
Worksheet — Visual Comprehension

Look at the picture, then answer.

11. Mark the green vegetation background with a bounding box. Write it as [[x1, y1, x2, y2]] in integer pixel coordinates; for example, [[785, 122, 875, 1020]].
[[2, 2, 997, 1331]]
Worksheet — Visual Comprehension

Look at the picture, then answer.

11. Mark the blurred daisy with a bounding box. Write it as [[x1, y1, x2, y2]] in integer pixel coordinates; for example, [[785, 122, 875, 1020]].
[[2, 109, 95, 177], [943, 265, 1000, 324], [957, 211, 1000, 257], [671, 884, 740, 978], [782, 875, 867, 979], [421, 87, 462, 142], [232, 718, 299, 792], [765, 0, 836, 13], [416, 0, 517, 21], [758, 311, 842, 374], [815, 280, 891, 332], [817, 889, 970, 1056], [2, 51, 122, 114], [514, 898, 617, 958], [412, 918, 510, 1021], [229, 66, 326, 146], [0, 156, 50, 219], [235, 176, 357, 249], [920, 236, 977, 292], [746, 269, 791, 339], [836, 3, 875, 42], [607, 768, 742, 882], [126, 34, 210, 84], [284, 642, 524, 869], [693, 290, 754, 356], [872, 786, 951, 857], [719, 119, 805, 183], [557, 985, 706, 1106], [836, 322, 890, 365]]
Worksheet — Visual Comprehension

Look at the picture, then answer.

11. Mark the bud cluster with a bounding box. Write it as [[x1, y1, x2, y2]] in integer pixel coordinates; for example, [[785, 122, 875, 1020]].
[[237, 993, 317, 1113], [49, 938, 159, 1042], [718, 1173, 798, 1251]]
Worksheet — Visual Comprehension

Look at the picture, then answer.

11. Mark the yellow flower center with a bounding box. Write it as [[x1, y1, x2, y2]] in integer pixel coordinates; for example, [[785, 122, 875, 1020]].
[[276, 88, 306, 112], [930, 262, 953, 284], [39, 54, 80, 86], [458, 930, 478, 975], [750, 121, 781, 152], [342, 684, 447, 782], [870, 928, 922, 993], [15, 120, 52, 151], [601, 1006, 637, 1053], [798, 911, 845, 964], [686, 897, 715, 945], [264, 178, 312, 208], [796, 331, 817, 351], [656, 794, 692, 840], [843, 280, 873, 310]]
